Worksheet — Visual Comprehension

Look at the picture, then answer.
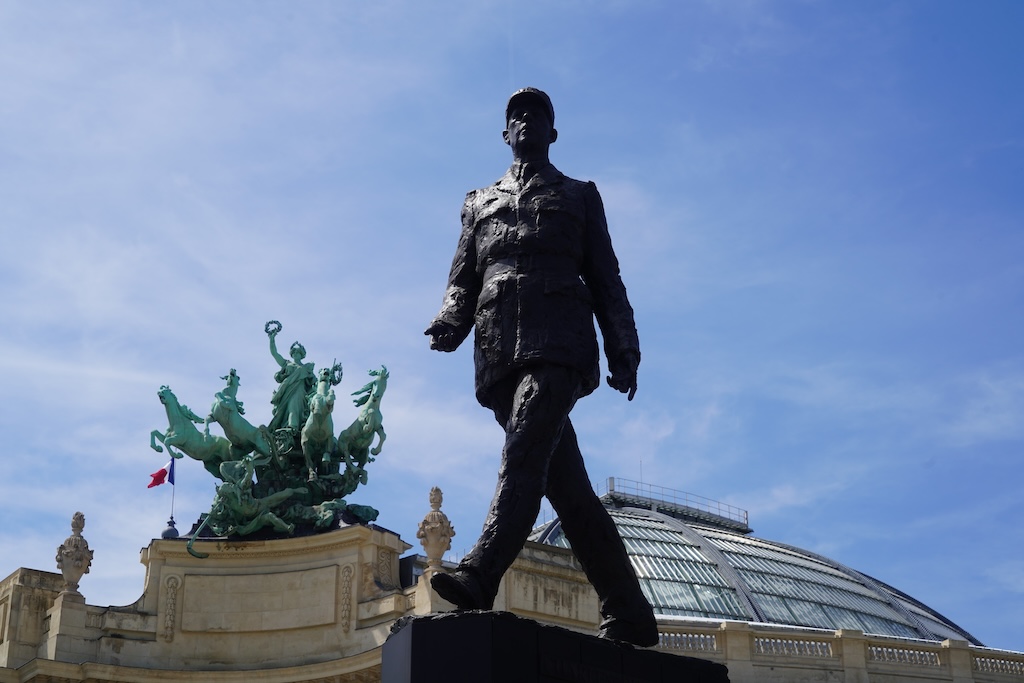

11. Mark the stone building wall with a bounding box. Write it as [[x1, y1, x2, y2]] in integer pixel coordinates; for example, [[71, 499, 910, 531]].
[[2, 523, 1022, 683]]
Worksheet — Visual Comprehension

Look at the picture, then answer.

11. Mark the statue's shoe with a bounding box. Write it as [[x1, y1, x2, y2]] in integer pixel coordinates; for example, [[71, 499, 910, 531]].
[[598, 614, 660, 647], [430, 570, 489, 610]]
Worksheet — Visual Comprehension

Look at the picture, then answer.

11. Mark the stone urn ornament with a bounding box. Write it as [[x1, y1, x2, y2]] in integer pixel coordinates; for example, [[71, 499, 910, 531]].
[[56, 511, 93, 596], [416, 487, 455, 577]]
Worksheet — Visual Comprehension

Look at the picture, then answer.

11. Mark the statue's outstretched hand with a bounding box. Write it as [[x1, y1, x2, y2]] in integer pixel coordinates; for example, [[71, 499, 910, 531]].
[[424, 321, 461, 352]]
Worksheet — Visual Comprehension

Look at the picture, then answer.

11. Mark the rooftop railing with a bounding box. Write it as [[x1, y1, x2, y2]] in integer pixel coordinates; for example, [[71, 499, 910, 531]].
[[598, 477, 750, 528]]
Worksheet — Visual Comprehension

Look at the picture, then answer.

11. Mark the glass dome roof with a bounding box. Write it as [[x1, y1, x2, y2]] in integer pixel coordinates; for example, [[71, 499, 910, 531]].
[[529, 478, 981, 646]]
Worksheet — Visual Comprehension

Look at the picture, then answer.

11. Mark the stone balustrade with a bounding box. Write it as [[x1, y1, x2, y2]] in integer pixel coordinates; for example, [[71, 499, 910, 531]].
[[657, 621, 1024, 683]]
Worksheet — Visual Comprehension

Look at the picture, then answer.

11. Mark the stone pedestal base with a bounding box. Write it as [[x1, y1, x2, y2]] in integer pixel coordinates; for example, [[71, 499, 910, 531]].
[[382, 611, 729, 683]]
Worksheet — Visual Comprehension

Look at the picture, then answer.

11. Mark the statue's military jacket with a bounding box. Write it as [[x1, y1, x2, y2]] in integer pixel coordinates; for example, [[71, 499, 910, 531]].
[[432, 161, 639, 408]]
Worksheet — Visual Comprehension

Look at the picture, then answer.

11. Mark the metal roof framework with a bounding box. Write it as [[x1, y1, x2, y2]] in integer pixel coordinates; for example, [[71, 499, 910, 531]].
[[530, 478, 981, 646]]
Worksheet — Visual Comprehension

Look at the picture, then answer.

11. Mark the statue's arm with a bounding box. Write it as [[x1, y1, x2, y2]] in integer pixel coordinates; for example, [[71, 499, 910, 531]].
[[581, 181, 640, 399], [426, 193, 480, 352], [268, 334, 287, 368]]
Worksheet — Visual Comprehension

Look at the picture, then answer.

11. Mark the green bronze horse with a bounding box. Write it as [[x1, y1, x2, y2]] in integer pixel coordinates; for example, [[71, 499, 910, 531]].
[[151, 386, 233, 479], [205, 369, 277, 462], [333, 366, 389, 492]]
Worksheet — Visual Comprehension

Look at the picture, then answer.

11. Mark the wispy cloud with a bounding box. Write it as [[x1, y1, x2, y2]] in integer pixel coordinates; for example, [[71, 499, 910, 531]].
[[942, 367, 1024, 445], [2, 0, 1022, 650]]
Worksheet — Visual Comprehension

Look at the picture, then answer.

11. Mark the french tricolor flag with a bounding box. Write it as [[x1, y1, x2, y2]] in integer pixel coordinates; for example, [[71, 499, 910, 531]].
[[148, 459, 175, 488]]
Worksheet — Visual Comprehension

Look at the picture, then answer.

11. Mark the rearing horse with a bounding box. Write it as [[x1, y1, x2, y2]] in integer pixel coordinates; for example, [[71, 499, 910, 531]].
[[334, 366, 389, 488], [205, 369, 276, 462], [151, 386, 234, 479], [301, 366, 338, 481]]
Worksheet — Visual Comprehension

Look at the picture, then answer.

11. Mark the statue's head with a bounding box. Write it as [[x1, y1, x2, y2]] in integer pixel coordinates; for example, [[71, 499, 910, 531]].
[[290, 342, 307, 361], [503, 87, 557, 156]]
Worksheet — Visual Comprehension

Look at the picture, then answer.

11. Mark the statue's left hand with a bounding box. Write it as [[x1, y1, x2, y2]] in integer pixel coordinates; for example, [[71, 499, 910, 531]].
[[607, 351, 639, 401], [607, 370, 637, 401]]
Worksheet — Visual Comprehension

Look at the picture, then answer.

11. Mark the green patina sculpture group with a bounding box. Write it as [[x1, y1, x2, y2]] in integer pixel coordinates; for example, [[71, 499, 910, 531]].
[[151, 321, 388, 557]]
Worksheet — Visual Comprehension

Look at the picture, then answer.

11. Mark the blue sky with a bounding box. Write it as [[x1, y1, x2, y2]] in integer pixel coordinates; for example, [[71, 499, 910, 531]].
[[1, 1, 1022, 651]]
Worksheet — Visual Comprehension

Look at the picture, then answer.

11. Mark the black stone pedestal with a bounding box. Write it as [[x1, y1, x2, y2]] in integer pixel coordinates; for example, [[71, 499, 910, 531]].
[[382, 611, 730, 683]]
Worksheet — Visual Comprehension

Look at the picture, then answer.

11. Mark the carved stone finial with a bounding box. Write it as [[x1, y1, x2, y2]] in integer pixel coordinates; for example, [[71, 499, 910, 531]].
[[416, 487, 455, 576], [56, 511, 93, 596]]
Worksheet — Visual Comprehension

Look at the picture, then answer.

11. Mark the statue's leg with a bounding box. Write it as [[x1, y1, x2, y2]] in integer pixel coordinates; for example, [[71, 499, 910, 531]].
[[302, 445, 317, 480], [545, 420, 658, 645], [435, 366, 579, 609], [370, 425, 385, 456], [266, 513, 295, 534], [234, 518, 260, 536]]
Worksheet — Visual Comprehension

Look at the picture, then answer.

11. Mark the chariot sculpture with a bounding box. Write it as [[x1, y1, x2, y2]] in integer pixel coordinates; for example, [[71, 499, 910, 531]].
[[150, 321, 388, 557]]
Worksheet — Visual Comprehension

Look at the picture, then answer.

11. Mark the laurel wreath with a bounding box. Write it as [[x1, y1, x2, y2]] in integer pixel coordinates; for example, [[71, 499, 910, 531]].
[[265, 320, 282, 336]]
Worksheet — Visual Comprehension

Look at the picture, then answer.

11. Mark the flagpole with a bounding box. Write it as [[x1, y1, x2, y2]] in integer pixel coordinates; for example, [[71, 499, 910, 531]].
[[164, 458, 179, 539], [150, 457, 180, 538], [169, 457, 176, 531]]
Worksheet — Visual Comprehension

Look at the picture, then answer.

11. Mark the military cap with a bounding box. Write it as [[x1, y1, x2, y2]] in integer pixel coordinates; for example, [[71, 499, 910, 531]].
[[505, 87, 554, 124]]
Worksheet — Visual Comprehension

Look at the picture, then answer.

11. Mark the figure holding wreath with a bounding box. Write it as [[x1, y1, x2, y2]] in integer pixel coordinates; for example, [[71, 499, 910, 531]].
[[265, 320, 316, 441]]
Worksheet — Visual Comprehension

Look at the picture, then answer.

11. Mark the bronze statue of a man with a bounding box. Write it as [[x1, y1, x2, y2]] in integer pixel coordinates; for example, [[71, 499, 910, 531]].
[[425, 87, 658, 646]]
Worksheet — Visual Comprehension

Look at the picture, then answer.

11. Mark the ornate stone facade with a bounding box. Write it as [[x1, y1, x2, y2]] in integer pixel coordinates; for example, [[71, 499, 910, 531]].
[[1, 500, 1022, 683]]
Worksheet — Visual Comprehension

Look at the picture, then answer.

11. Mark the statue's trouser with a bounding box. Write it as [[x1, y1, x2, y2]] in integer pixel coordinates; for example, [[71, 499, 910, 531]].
[[459, 365, 655, 626]]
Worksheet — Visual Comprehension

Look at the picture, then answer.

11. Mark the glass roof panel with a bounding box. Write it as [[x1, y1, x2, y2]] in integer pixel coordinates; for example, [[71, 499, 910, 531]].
[[615, 522, 698, 545], [630, 555, 729, 587], [752, 593, 797, 625], [640, 578, 749, 619], [609, 511, 678, 529], [849, 611, 921, 639], [622, 537, 709, 563], [642, 578, 703, 612], [723, 551, 878, 599], [781, 597, 834, 629], [736, 568, 912, 623], [693, 584, 749, 618], [723, 552, 829, 584], [654, 606, 742, 619], [708, 536, 851, 580], [820, 604, 875, 632], [546, 534, 570, 549]]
